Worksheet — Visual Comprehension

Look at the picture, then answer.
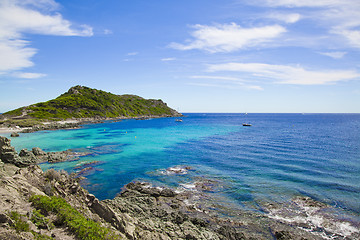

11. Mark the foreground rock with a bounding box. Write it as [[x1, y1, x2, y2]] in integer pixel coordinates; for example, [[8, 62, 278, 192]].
[[98, 182, 330, 240]]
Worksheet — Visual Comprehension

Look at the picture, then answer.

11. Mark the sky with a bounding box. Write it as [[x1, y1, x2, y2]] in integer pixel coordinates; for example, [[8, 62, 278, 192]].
[[0, 0, 360, 113]]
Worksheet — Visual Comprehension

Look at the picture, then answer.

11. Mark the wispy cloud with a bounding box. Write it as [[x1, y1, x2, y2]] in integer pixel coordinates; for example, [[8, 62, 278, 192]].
[[103, 29, 113, 35], [319, 51, 347, 59], [161, 57, 176, 61], [190, 75, 241, 81], [252, 0, 360, 49], [0, 0, 93, 76], [267, 13, 301, 23], [255, 0, 354, 8], [12, 72, 47, 79], [169, 23, 286, 53], [189, 75, 263, 90], [127, 52, 138, 56], [188, 82, 263, 90], [208, 62, 360, 85]]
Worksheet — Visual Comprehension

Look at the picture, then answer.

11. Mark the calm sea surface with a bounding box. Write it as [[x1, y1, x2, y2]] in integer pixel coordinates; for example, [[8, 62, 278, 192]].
[[7, 113, 360, 222]]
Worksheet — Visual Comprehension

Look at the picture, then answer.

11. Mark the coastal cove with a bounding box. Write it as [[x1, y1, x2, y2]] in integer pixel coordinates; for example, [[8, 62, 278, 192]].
[[2, 113, 360, 239]]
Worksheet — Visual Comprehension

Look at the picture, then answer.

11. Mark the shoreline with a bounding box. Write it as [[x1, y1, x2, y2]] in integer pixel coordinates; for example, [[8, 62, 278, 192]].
[[0, 114, 182, 135]]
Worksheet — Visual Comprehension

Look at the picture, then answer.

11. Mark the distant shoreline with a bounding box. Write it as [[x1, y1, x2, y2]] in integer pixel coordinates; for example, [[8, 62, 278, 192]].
[[0, 114, 182, 135]]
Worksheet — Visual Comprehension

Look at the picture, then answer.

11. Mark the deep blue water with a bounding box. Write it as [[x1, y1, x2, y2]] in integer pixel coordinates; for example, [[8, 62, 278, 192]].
[[5, 113, 360, 222]]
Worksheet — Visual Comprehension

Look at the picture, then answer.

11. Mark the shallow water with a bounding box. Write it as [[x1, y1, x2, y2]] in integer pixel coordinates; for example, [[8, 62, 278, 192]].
[[7, 113, 360, 230]]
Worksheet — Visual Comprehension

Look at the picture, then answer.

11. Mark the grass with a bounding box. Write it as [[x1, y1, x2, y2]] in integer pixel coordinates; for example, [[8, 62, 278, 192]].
[[30, 195, 121, 240]]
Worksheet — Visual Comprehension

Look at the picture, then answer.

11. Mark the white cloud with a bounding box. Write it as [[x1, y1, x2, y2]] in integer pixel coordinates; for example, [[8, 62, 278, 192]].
[[169, 23, 286, 53], [12, 72, 47, 79], [127, 52, 138, 56], [253, 0, 360, 49], [161, 57, 176, 61], [0, 0, 93, 76], [257, 0, 354, 8], [334, 30, 360, 48], [268, 13, 301, 23], [190, 75, 241, 81], [319, 51, 347, 59], [189, 75, 263, 90], [0, 39, 36, 72], [208, 62, 360, 85], [188, 82, 263, 90], [103, 29, 113, 35]]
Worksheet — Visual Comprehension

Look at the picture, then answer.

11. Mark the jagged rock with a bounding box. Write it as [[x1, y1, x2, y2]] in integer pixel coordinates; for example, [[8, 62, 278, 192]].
[[0, 136, 11, 148], [18, 149, 37, 167], [19, 149, 36, 159], [274, 230, 293, 240], [216, 225, 245, 240], [32, 147, 46, 156], [0, 136, 24, 167], [47, 152, 67, 163], [69, 183, 79, 194], [10, 132, 19, 137], [87, 193, 96, 203], [160, 188, 176, 197], [0, 213, 10, 224]]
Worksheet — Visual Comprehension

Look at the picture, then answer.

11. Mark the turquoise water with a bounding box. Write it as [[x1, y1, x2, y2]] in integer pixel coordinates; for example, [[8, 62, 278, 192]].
[[5, 113, 360, 224]]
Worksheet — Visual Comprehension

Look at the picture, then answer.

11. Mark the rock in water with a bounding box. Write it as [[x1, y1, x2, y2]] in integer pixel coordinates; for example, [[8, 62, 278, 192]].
[[32, 147, 46, 156], [0, 136, 21, 165], [10, 132, 19, 137], [0, 137, 36, 167]]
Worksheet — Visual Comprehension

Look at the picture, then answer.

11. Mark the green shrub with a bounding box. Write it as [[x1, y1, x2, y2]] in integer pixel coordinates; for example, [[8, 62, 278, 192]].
[[9, 211, 30, 233], [30, 195, 120, 240], [31, 231, 54, 240], [31, 209, 53, 229]]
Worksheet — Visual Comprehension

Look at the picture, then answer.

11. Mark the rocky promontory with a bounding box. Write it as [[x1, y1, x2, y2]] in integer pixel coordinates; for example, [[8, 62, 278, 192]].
[[0, 85, 182, 133]]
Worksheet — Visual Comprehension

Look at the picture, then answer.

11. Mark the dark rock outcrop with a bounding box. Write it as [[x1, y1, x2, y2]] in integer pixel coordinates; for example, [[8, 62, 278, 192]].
[[10, 132, 19, 137], [32, 147, 46, 156], [0, 136, 30, 167]]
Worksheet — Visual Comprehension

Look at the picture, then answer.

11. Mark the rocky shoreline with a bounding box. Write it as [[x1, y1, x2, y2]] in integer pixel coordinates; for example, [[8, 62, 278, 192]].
[[0, 114, 182, 135], [0, 136, 359, 239]]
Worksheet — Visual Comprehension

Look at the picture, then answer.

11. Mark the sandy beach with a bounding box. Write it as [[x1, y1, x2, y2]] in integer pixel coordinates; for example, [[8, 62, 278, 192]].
[[0, 127, 24, 134]]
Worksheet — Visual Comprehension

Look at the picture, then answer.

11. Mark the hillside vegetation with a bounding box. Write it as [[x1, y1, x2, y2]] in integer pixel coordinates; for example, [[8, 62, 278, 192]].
[[1, 86, 180, 123]]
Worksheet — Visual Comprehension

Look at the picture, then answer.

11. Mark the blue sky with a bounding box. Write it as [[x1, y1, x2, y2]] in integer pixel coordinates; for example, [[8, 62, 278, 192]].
[[0, 0, 359, 113]]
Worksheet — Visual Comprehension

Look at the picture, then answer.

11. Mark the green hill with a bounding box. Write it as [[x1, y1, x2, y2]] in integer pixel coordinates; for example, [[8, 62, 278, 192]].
[[1, 86, 181, 124]]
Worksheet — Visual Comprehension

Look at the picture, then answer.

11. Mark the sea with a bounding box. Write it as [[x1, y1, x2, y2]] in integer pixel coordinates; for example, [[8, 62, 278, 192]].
[[5, 113, 360, 238]]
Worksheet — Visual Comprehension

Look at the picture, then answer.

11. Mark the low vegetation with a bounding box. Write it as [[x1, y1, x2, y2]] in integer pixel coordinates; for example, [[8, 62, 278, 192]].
[[9, 211, 30, 233], [8, 210, 53, 240], [29, 195, 120, 240], [1, 85, 178, 122]]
